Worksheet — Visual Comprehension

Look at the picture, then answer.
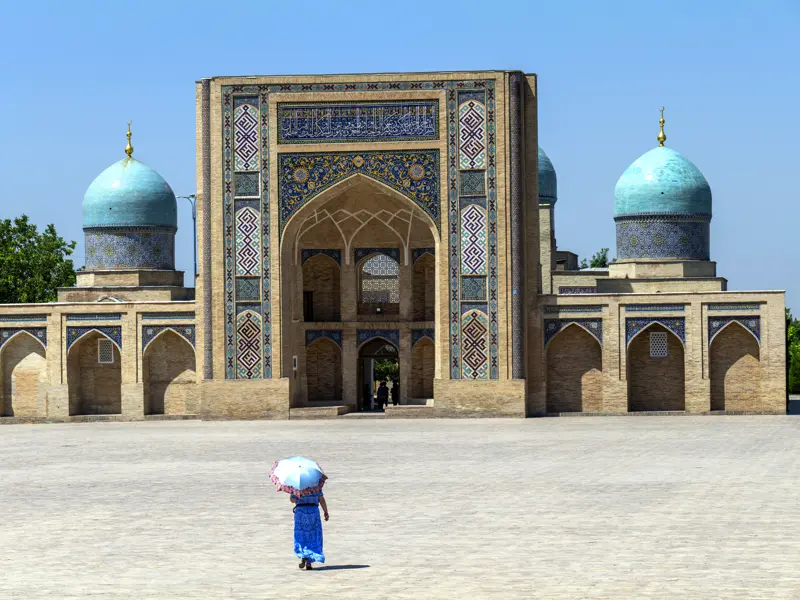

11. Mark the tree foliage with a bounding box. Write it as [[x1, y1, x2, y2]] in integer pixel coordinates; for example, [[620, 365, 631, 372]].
[[580, 248, 610, 270], [0, 215, 77, 304], [374, 358, 399, 383], [787, 308, 800, 394]]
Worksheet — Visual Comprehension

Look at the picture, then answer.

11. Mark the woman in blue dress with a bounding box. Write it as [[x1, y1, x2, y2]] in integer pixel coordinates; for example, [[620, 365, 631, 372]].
[[290, 491, 329, 570]]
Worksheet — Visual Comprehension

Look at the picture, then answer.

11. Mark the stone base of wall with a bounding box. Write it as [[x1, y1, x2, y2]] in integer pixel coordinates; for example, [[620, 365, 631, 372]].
[[433, 379, 526, 417], [199, 379, 290, 420]]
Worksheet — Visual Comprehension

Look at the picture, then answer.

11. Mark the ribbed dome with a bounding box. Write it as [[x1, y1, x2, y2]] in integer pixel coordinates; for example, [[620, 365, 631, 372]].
[[83, 157, 177, 230], [538, 147, 557, 204], [614, 147, 711, 217]]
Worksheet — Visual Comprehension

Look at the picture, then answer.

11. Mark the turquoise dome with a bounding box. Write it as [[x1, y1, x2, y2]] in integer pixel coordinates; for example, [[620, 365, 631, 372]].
[[538, 147, 557, 204], [614, 147, 711, 216], [82, 157, 177, 230]]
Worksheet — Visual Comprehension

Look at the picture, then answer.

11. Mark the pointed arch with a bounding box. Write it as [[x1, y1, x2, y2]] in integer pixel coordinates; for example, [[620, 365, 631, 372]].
[[709, 318, 760, 347], [545, 320, 603, 348], [626, 319, 685, 348], [142, 326, 197, 357], [546, 324, 603, 413], [710, 321, 761, 411], [67, 329, 122, 415], [66, 327, 122, 356], [627, 323, 685, 412], [302, 253, 341, 322], [1, 331, 47, 417], [0, 329, 47, 353], [143, 328, 197, 416]]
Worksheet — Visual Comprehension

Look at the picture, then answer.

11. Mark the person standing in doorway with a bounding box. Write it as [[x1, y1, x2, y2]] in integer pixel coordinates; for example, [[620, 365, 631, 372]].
[[377, 380, 389, 410], [391, 379, 400, 406]]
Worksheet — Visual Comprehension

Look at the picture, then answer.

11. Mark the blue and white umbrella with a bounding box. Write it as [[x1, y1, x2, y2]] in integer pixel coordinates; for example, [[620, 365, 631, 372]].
[[268, 456, 327, 497]]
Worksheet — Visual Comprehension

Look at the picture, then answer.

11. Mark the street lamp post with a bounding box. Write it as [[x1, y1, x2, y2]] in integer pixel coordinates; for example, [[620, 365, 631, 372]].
[[177, 194, 197, 280]]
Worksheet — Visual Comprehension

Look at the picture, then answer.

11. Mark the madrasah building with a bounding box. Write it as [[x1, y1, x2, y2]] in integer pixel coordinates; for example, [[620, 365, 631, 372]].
[[0, 70, 787, 422]]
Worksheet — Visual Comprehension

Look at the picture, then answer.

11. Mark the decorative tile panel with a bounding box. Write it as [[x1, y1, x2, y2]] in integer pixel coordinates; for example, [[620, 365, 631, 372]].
[[142, 325, 196, 350], [66, 326, 122, 352], [625, 304, 685, 312], [615, 216, 709, 261], [544, 305, 603, 314], [459, 170, 486, 196], [233, 97, 259, 171], [708, 303, 760, 312], [354, 247, 400, 265], [278, 150, 439, 235], [66, 313, 122, 321], [0, 314, 48, 323], [412, 328, 435, 347], [301, 249, 342, 266], [461, 310, 489, 380], [235, 207, 261, 276], [559, 287, 598, 295], [235, 277, 261, 301], [305, 329, 343, 348], [708, 316, 760, 344], [625, 318, 685, 346], [461, 276, 487, 301], [234, 172, 260, 197], [458, 97, 486, 169], [142, 312, 195, 321], [544, 319, 602, 346], [85, 231, 175, 270], [278, 100, 438, 144], [460, 204, 487, 275], [357, 329, 400, 349], [236, 309, 263, 379], [461, 302, 488, 315], [0, 327, 46, 350], [411, 247, 434, 263]]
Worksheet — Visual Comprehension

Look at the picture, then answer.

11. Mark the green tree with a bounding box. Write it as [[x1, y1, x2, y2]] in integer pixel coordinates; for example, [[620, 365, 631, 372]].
[[0, 215, 77, 304], [374, 359, 399, 383], [580, 248, 610, 269], [787, 308, 800, 394]]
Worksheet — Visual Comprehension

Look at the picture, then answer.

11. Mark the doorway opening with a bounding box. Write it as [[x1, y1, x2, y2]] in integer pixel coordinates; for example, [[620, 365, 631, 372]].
[[358, 338, 399, 411]]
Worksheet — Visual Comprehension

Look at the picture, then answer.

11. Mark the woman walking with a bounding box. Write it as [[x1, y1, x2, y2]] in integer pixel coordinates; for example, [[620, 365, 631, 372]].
[[290, 491, 329, 569]]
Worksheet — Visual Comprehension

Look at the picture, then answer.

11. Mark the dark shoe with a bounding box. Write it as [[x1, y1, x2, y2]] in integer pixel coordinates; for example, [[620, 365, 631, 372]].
[[305, 561, 313, 570], [299, 558, 306, 569]]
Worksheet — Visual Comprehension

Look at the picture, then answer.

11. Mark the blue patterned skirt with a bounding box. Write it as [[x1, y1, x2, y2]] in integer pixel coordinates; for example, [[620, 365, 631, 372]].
[[293, 504, 325, 563]]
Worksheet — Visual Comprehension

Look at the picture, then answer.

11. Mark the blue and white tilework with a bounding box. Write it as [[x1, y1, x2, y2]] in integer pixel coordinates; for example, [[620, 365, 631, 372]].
[[66, 326, 122, 352], [142, 312, 195, 321], [85, 230, 175, 270], [559, 287, 598, 295], [411, 328, 434, 347], [544, 319, 602, 346], [708, 303, 760, 312], [305, 329, 343, 349], [625, 304, 685, 312], [65, 313, 122, 321], [708, 316, 760, 344], [411, 248, 434, 263], [543, 305, 603, 314], [357, 329, 400, 349], [615, 216, 709, 261], [142, 325, 196, 350], [0, 328, 46, 350], [0, 314, 48, 323], [625, 318, 685, 346], [354, 248, 400, 265], [301, 249, 342, 266]]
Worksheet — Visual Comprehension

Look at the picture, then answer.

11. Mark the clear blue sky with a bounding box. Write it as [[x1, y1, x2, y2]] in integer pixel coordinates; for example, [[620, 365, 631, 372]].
[[1, 0, 797, 308]]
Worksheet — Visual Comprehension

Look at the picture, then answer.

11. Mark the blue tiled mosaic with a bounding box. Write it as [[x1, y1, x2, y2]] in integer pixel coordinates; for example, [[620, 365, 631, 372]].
[[461, 302, 488, 316], [543, 305, 603, 314], [625, 304, 685, 312], [0, 327, 46, 350], [460, 170, 486, 196], [278, 100, 438, 144], [142, 312, 195, 321], [85, 231, 175, 270], [544, 319, 602, 346], [708, 303, 760, 312], [301, 249, 342, 266], [142, 325, 196, 350], [278, 150, 440, 235], [66, 326, 122, 352], [65, 313, 122, 321], [357, 329, 399, 349], [615, 216, 709, 261], [412, 328, 435, 347], [625, 318, 685, 345], [708, 316, 760, 344], [559, 287, 598, 295], [305, 329, 343, 349], [235, 277, 261, 301], [0, 314, 48, 323], [412, 247, 434, 263], [354, 247, 400, 265], [234, 172, 260, 197], [461, 276, 487, 301]]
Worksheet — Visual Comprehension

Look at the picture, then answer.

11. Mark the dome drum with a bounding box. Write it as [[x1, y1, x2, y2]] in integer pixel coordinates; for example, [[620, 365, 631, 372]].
[[84, 229, 176, 270], [615, 214, 709, 261]]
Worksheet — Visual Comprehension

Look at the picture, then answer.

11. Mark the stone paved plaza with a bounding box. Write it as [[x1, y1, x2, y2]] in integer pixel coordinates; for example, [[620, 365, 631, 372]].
[[2, 416, 800, 599]]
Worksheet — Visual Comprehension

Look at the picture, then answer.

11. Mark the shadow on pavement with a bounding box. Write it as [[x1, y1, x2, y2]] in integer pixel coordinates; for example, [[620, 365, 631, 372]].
[[314, 565, 370, 571]]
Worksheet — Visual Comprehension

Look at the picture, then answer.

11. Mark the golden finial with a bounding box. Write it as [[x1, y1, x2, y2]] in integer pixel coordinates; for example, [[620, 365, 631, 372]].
[[657, 107, 666, 147], [125, 121, 134, 157]]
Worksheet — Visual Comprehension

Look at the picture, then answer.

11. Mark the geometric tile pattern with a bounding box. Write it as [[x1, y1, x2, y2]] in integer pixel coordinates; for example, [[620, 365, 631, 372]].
[[708, 303, 760, 312], [0, 314, 48, 323], [222, 79, 496, 381], [625, 317, 685, 346], [615, 216, 710, 261], [65, 313, 123, 321], [458, 100, 486, 169], [235, 278, 261, 301], [66, 326, 122, 352], [559, 287, 599, 295], [234, 172, 260, 197], [85, 231, 175, 270], [234, 98, 259, 171], [305, 329, 343, 349], [0, 327, 47, 350], [412, 328, 435, 347], [236, 309, 263, 379], [543, 305, 604, 314], [141, 312, 196, 321], [650, 332, 669, 357], [142, 324, 196, 351], [235, 207, 261, 276], [625, 304, 685, 312], [461, 276, 487, 301], [354, 247, 400, 266], [277, 100, 438, 144], [278, 150, 440, 235], [301, 249, 342, 266], [708, 316, 760, 345], [411, 247, 434, 263], [544, 319, 603, 346], [356, 329, 400, 350], [460, 204, 487, 275], [461, 310, 489, 380], [459, 170, 486, 196]]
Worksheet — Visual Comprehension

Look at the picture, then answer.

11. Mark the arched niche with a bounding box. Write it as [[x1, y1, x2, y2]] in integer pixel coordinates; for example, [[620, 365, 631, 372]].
[[546, 324, 603, 413], [143, 329, 197, 415]]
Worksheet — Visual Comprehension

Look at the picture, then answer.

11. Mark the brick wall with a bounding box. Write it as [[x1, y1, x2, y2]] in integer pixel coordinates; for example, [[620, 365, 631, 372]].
[[67, 332, 122, 415], [710, 323, 762, 411], [546, 325, 603, 412], [143, 331, 197, 415], [306, 339, 342, 402], [411, 338, 435, 399], [628, 324, 685, 411], [302, 255, 341, 322], [412, 254, 435, 321], [1, 334, 46, 417]]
